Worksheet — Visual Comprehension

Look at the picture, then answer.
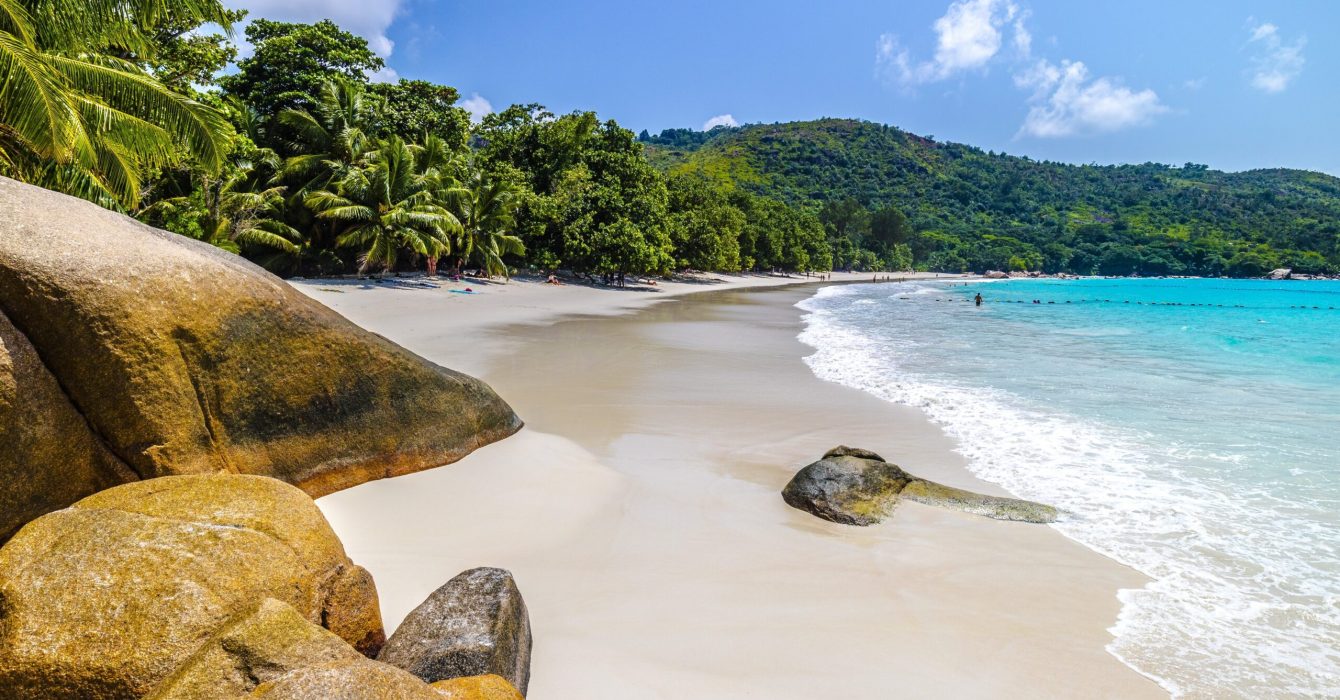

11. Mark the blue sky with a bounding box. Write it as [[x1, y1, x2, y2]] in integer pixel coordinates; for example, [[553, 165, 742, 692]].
[[227, 1, 1338, 174]]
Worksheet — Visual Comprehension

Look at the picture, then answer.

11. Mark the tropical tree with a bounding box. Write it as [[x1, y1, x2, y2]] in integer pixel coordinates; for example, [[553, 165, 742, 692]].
[[277, 77, 380, 195], [448, 169, 525, 278], [305, 136, 460, 275], [0, 0, 234, 208], [140, 155, 299, 255]]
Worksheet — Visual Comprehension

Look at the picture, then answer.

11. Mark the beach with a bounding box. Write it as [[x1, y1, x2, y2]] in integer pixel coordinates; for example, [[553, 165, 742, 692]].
[[302, 273, 1164, 698]]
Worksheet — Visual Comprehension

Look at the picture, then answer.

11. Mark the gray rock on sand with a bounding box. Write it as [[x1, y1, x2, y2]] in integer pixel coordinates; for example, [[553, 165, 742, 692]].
[[378, 567, 533, 694], [783, 446, 1058, 525]]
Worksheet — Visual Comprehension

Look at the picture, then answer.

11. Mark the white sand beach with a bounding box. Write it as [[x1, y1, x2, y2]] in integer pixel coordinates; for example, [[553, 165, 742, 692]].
[[302, 273, 1165, 699]]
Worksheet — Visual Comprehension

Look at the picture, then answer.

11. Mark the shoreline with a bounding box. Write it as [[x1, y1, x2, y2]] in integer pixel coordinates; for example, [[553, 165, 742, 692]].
[[303, 275, 1165, 698]]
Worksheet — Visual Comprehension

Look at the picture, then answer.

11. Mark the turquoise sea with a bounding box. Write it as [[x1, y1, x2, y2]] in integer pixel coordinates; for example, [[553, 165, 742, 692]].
[[797, 278, 1340, 698]]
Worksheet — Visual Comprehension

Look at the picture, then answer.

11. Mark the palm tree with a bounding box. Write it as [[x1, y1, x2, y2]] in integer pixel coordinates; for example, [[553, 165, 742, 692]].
[[141, 156, 300, 255], [0, 0, 234, 208], [277, 78, 380, 195], [305, 136, 461, 275], [449, 169, 526, 278]]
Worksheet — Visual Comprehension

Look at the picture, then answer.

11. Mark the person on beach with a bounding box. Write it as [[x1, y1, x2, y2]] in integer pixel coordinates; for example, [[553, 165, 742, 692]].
[[975, 293, 983, 307]]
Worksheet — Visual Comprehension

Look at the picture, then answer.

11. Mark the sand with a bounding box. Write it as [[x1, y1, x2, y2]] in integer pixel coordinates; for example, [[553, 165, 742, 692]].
[[302, 273, 1165, 698]]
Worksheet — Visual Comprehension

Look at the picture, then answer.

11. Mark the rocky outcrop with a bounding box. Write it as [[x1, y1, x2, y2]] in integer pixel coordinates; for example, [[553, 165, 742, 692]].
[[1268, 268, 1292, 280], [248, 658, 448, 700], [0, 176, 522, 533], [379, 568, 533, 694], [146, 598, 370, 699], [431, 675, 526, 700], [783, 446, 1058, 525], [0, 475, 384, 700], [0, 308, 134, 541]]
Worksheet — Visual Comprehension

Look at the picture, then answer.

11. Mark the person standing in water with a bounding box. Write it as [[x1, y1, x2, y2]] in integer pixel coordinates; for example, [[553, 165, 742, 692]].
[[974, 293, 983, 307]]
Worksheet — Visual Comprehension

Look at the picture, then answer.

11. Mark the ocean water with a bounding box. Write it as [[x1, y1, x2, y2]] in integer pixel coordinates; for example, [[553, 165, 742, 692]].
[[796, 278, 1340, 698]]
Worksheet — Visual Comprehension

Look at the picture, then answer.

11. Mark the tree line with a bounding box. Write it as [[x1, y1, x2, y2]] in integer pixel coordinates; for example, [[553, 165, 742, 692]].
[[648, 119, 1340, 277], [5, 2, 1333, 280], [0, 4, 832, 279]]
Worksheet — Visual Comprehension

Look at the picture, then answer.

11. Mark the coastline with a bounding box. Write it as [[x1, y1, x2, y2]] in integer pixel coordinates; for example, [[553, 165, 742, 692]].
[[303, 275, 1165, 698]]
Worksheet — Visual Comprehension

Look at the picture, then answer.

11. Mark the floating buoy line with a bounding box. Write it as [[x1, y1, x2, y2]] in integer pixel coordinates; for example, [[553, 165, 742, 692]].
[[895, 297, 1338, 311]]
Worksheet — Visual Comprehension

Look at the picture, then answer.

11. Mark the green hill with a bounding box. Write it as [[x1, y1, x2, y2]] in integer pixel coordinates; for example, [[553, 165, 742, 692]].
[[641, 119, 1340, 276]]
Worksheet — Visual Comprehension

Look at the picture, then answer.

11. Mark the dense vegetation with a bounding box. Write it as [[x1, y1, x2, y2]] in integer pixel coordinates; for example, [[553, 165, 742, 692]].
[[645, 120, 1340, 276], [2, 2, 1335, 279]]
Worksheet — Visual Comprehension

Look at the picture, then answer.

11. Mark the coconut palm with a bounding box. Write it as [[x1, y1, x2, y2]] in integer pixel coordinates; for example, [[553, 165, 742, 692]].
[[305, 136, 461, 275], [449, 169, 526, 278], [141, 156, 300, 255], [0, 0, 234, 208], [277, 78, 380, 195]]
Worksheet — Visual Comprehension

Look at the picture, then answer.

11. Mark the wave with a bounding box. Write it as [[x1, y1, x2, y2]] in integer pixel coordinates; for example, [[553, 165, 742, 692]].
[[796, 283, 1340, 698]]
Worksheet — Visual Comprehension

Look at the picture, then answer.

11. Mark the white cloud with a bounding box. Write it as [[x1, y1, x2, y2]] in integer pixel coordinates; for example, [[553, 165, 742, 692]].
[[368, 66, 399, 84], [877, 0, 1030, 85], [703, 114, 739, 130], [1183, 77, 1206, 91], [1014, 59, 1167, 138], [1246, 19, 1305, 93], [460, 94, 493, 124], [224, 0, 404, 57]]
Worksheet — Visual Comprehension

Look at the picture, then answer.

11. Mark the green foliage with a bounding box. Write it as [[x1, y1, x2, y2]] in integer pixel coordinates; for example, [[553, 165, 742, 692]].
[[650, 119, 1340, 276], [0, 0, 235, 208], [475, 107, 677, 275], [306, 136, 460, 274], [218, 19, 384, 116], [369, 79, 470, 150]]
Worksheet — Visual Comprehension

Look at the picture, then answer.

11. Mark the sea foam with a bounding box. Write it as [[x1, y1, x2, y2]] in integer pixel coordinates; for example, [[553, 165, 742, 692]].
[[797, 280, 1340, 698]]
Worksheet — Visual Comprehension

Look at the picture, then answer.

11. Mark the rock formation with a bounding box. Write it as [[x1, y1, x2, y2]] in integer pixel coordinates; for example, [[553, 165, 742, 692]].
[[431, 675, 527, 700], [379, 568, 533, 694], [783, 446, 1058, 525], [0, 308, 133, 541], [0, 475, 384, 699], [0, 175, 522, 540]]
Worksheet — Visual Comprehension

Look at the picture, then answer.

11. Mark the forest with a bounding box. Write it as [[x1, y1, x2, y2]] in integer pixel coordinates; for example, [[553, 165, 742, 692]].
[[2, 2, 1335, 279], [644, 120, 1340, 276]]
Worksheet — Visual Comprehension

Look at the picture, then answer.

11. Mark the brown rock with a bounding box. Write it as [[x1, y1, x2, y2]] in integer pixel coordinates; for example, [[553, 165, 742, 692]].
[[378, 568, 532, 694], [430, 675, 526, 700], [248, 659, 444, 700], [146, 598, 366, 699], [0, 475, 384, 700], [0, 175, 521, 503], [783, 446, 1058, 526], [0, 308, 134, 542]]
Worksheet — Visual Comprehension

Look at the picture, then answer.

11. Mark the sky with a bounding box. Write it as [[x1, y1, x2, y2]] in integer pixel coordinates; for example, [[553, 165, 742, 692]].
[[224, 0, 1340, 175]]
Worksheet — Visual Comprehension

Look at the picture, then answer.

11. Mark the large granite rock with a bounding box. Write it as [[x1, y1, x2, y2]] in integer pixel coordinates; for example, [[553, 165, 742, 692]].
[[783, 446, 1058, 525], [248, 658, 446, 700], [0, 176, 521, 514], [0, 475, 384, 700], [379, 568, 532, 694], [146, 598, 369, 699], [430, 675, 526, 700], [0, 308, 133, 541]]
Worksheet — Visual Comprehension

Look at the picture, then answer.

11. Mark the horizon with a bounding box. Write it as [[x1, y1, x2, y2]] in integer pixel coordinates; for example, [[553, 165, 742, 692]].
[[223, 0, 1339, 176]]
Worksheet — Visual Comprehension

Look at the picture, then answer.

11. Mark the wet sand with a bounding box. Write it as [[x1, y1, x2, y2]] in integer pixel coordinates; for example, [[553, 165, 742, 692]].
[[310, 279, 1164, 698]]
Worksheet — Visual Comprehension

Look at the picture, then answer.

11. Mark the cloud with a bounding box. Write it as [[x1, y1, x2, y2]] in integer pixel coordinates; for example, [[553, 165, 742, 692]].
[[1183, 77, 1206, 91], [369, 66, 399, 83], [460, 94, 493, 123], [877, 0, 1030, 85], [1245, 20, 1305, 93], [224, 0, 404, 57], [1014, 59, 1167, 138], [702, 114, 739, 130]]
